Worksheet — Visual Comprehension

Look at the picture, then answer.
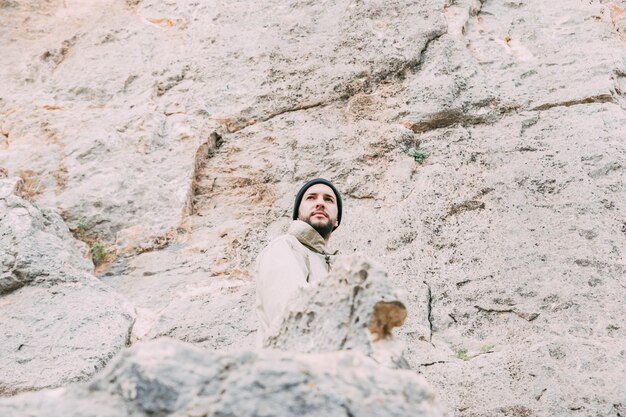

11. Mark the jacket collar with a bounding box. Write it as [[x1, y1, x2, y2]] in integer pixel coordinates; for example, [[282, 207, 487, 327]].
[[288, 220, 338, 255]]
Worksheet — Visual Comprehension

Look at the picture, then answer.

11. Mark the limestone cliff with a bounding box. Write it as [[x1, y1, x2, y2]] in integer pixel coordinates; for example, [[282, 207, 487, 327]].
[[1, 0, 625, 416]]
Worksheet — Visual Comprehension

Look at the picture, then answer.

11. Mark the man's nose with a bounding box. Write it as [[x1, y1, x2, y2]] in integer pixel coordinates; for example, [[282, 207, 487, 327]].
[[314, 197, 326, 207]]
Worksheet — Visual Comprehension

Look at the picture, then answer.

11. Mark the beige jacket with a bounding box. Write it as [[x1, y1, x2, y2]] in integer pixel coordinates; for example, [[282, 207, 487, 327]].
[[255, 220, 337, 340]]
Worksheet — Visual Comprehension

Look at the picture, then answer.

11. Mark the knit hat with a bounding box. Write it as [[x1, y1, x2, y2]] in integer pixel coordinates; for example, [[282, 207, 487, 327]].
[[292, 178, 342, 228]]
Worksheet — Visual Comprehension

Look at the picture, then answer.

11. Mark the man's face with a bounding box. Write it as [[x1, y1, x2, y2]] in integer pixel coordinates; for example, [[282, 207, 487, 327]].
[[297, 183, 339, 239]]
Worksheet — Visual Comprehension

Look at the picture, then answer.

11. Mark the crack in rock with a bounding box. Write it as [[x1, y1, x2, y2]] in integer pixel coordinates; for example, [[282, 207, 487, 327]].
[[424, 281, 433, 343], [190, 132, 222, 215], [227, 101, 330, 133], [419, 360, 448, 367], [402, 102, 521, 134], [531, 94, 615, 111], [474, 305, 539, 322]]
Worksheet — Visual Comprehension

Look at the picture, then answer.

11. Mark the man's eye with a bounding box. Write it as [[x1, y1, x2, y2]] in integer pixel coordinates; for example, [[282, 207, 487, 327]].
[[306, 196, 315, 200], [325, 197, 334, 202]]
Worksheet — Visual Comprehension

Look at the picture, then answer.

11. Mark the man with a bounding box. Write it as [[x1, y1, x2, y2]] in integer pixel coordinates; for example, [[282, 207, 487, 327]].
[[255, 178, 342, 340]]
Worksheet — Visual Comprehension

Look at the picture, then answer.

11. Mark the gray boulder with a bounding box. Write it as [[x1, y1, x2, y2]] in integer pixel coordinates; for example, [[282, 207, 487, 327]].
[[0, 179, 135, 395], [265, 254, 409, 368], [0, 178, 92, 295], [0, 338, 445, 417]]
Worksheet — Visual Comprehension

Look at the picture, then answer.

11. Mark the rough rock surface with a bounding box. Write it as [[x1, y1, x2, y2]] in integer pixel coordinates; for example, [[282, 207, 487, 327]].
[[0, 0, 444, 253], [0, 177, 92, 294], [0, 338, 445, 417], [265, 254, 408, 368], [2, 0, 626, 416], [0, 179, 135, 395], [100, 243, 258, 351]]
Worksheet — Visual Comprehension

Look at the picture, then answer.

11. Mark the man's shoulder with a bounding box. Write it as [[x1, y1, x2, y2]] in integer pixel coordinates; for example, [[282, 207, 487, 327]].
[[257, 233, 305, 265], [263, 233, 300, 251]]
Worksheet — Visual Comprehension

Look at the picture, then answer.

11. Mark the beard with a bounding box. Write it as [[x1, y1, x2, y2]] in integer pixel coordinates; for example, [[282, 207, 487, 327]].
[[302, 215, 334, 240]]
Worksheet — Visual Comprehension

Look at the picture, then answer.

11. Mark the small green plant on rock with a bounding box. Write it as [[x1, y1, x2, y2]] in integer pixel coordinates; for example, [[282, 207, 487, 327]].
[[454, 346, 470, 361], [207, 147, 216, 158], [75, 220, 89, 237], [91, 242, 109, 266], [408, 148, 429, 164], [72, 220, 92, 242]]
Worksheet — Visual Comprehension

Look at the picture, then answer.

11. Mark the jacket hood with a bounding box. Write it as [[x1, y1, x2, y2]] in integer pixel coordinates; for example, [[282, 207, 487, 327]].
[[288, 220, 338, 255]]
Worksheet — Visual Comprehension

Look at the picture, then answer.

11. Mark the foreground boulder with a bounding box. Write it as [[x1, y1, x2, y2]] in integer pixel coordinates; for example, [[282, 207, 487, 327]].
[[0, 338, 445, 417], [0, 178, 135, 395], [265, 255, 409, 367]]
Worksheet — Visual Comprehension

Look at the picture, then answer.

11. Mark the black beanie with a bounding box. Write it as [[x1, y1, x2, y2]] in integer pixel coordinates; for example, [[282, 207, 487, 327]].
[[292, 178, 342, 227]]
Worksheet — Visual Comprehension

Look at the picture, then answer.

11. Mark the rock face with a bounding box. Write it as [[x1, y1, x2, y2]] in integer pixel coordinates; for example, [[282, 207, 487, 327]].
[[0, 178, 135, 395], [100, 246, 259, 352], [2, 0, 626, 416], [0, 177, 92, 294], [0, 338, 445, 417], [0, 0, 444, 254], [265, 254, 408, 368]]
